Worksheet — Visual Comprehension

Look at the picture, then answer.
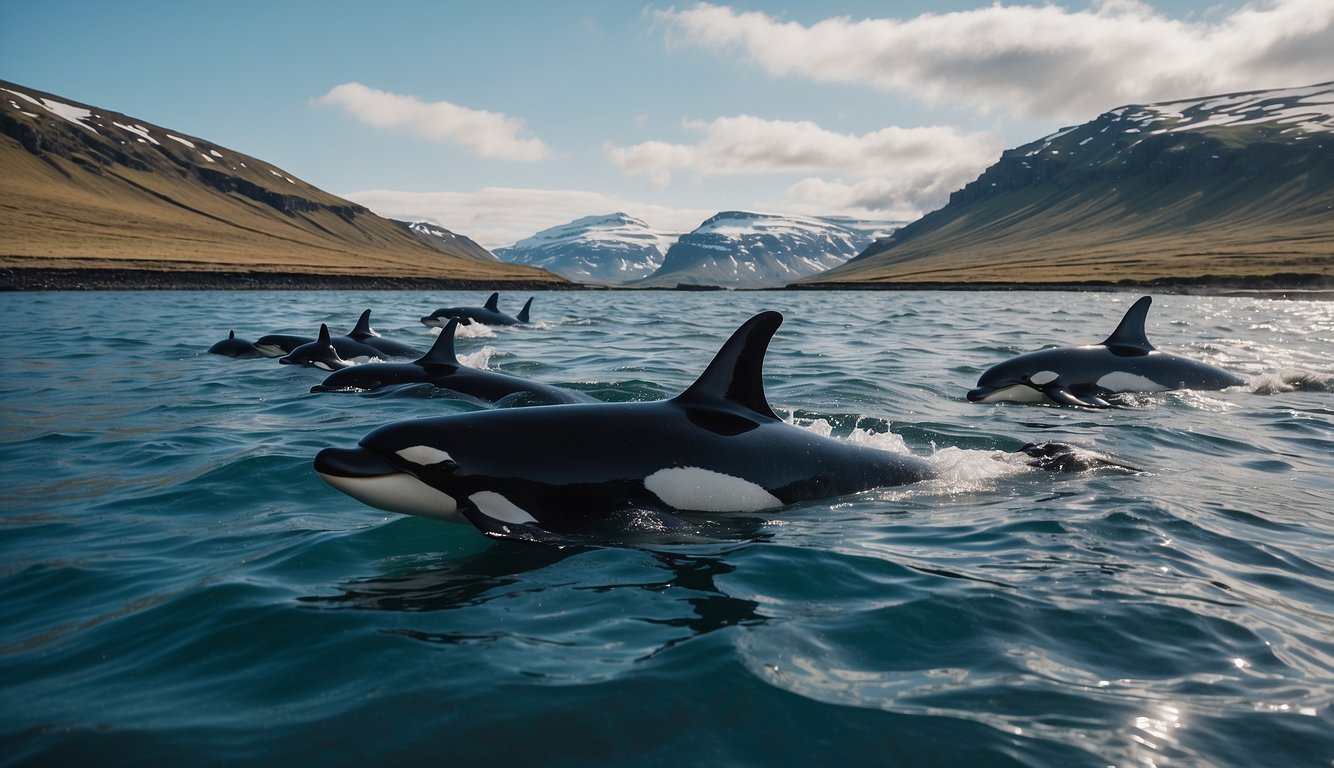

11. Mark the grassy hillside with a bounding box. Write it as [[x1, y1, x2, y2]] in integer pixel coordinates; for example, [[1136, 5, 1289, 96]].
[[805, 83, 1334, 287], [0, 80, 563, 285]]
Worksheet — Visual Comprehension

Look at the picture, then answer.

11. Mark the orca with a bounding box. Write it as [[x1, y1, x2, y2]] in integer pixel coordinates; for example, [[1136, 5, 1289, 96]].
[[345, 309, 424, 358], [967, 296, 1246, 407], [280, 324, 360, 371], [207, 330, 263, 358], [253, 333, 312, 358], [315, 311, 942, 540], [421, 292, 532, 327], [311, 317, 590, 405]]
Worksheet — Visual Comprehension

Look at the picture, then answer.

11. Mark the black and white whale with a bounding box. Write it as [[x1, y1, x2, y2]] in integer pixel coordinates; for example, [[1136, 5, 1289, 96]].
[[260, 311, 418, 364], [207, 330, 263, 358], [421, 292, 532, 327], [344, 309, 424, 358], [252, 333, 312, 358], [315, 311, 940, 540], [279, 324, 361, 371], [312, 317, 590, 406], [967, 296, 1246, 407]]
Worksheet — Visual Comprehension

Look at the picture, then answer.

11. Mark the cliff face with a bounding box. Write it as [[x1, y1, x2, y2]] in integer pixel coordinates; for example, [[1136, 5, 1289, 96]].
[[0, 80, 562, 283], [812, 82, 1334, 285]]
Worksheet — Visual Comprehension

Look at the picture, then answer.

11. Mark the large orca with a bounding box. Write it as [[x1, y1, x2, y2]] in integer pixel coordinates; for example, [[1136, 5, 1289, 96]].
[[344, 309, 424, 358], [967, 296, 1246, 407], [207, 330, 263, 358], [421, 292, 532, 327], [315, 311, 940, 540], [311, 317, 590, 405]]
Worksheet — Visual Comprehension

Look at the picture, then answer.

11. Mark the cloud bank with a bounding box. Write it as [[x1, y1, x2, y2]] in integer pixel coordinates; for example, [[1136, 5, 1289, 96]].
[[608, 115, 998, 185], [316, 82, 551, 161], [657, 0, 1334, 121]]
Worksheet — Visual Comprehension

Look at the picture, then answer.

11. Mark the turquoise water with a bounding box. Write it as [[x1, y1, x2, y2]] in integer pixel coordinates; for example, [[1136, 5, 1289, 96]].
[[2, 289, 1332, 766]]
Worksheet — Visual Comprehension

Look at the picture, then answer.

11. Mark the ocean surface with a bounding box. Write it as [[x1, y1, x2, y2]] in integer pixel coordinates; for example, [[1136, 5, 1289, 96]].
[[2, 289, 1332, 767]]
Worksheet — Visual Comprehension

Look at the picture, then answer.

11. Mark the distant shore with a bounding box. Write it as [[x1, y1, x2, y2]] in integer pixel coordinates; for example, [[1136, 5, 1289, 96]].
[[0, 267, 576, 292], [2, 267, 1330, 299], [790, 273, 1334, 300]]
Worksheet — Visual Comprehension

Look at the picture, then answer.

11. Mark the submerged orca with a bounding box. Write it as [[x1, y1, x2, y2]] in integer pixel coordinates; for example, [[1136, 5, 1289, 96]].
[[315, 311, 942, 540], [208, 330, 263, 358], [967, 296, 1246, 407], [311, 317, 589, 405], [421, 292, 532, 327], [344, 309, 424, 358]]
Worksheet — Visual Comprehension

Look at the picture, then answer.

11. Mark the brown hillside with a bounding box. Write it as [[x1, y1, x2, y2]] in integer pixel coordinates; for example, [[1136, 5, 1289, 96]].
[[0, 80, 563, 284]]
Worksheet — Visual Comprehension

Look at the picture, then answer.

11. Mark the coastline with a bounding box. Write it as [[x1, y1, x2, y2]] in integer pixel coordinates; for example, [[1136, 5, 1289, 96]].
[[1, 266, 1330, 299], [789, 273, 1334, 300], [0, 267, 578, 292]]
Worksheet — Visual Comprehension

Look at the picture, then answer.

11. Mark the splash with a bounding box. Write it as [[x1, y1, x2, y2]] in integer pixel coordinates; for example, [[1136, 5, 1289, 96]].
[[1247, 370, 1334, 394]]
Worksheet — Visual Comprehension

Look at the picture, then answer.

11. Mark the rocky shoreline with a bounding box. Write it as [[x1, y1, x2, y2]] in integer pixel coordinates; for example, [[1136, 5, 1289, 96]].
[[2, 266, 1330, 298], [0, 267, 577, 292]]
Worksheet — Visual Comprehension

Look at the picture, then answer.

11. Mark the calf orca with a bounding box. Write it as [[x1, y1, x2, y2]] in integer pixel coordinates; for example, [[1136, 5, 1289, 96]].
[[967, 296, 1246, 407], [312, 318, 589, 405], [421, 292, 532, 327], [208, 330, 263, 358], [345, 309, 424, 358], [315, 311, 941, 540]]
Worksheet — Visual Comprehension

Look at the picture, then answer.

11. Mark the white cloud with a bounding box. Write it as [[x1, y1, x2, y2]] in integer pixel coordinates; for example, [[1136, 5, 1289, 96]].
[[657, 1, 1334, 121], [608, 114, 999, 184], [315, 82, 551, 161], [341, 187, 714, 249]]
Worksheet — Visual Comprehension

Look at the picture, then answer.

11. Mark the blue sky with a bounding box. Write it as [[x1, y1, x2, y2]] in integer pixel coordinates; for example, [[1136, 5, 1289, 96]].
[[4, 0, 1331, 248]]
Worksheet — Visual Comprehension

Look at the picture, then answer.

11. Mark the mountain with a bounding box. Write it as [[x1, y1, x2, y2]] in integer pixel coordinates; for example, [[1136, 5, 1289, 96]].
[[494, 213, 675, 284], [0, 79, 562, 285], [804, 82, 1334, 287], [404, 221, 497, 262], [636, 211, 897, 289]]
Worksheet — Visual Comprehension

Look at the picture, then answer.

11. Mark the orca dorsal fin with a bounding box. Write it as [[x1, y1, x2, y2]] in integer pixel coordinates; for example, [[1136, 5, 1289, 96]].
[[1099, 296, 1155, 354], [317, 323, 332, 345], [484, 292, 500, 311], [675, 311, 781, 419], [517, 297, 533, 323], [349, 309, 377, 339], [417, 318, 461, 366], [228, 330, 236, 339]]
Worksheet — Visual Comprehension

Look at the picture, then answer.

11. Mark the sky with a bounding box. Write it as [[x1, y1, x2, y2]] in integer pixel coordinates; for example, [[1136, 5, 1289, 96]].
[[4, 0, 1332, 249]]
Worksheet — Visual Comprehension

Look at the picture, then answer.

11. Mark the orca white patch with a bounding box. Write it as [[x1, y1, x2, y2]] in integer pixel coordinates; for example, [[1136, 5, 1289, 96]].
[[979, 384, 1048, 404], [396, 445, 455, 466], [316, 471, 461, 523], [644, 467, 782, 513], [468, 491, 538, 525], [1096, 372, 1167, 392], [1030, 370, 1059, 386]]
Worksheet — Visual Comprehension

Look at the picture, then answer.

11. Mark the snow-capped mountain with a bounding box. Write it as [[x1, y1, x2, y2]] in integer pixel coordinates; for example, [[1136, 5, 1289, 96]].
[[495, 213, 676, 284], [403, 221, 497, 262], [636, 211, 898, 289], [814, 81, 1334, 286]]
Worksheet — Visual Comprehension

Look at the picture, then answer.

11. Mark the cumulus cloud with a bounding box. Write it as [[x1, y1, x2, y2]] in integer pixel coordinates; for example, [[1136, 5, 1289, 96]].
[[657, 0, 1334, 120], [341, 187, 713, 249], [608, 114, 1000, 185], [316, 82, 551, 161]]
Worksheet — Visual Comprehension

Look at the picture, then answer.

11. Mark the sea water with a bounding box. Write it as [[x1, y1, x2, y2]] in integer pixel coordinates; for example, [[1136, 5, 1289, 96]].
[[1, 289, 1331, 767]]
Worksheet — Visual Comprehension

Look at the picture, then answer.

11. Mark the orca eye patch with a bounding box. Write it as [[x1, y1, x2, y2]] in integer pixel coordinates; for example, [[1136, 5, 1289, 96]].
[[396, 445, 456, 466]]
